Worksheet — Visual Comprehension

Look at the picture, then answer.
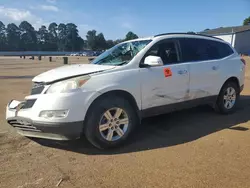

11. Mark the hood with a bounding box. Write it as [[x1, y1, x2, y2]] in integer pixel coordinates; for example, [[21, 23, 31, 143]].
[[32, 64, 116, 83]]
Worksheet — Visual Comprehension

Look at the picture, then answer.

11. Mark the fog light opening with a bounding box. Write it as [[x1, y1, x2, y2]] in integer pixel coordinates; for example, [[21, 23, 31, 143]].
[[39, 110, 69, 119]]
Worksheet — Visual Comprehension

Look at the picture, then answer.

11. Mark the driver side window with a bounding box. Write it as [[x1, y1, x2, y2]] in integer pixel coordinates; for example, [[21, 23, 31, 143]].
[[145, 40, 180, 65]]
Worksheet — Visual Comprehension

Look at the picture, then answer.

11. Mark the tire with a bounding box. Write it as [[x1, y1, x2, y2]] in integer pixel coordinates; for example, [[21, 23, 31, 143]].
[[84, 96, 138, 149], [216, 81, 239, 114]]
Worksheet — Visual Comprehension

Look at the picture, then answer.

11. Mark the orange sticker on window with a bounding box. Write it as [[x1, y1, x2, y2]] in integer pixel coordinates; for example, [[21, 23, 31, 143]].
[[164, 67, 172, 77]]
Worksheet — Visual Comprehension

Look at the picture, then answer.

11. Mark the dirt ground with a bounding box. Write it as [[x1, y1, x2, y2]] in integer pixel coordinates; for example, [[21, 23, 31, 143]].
[[0, 56, 250, 188]]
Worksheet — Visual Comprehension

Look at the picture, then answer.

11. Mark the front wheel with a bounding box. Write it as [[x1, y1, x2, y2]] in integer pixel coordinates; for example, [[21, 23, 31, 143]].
[[84, 96, 138, 149], [216, 82, 239, 114]]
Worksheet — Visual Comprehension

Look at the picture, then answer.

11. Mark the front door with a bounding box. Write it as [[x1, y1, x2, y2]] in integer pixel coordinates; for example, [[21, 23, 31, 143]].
[[140, 39, 190, 115]]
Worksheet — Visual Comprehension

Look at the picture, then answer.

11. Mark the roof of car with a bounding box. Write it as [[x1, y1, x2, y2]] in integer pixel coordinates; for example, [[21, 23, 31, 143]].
[[124, 33, 226, 43], [153, 32, 224, 42]]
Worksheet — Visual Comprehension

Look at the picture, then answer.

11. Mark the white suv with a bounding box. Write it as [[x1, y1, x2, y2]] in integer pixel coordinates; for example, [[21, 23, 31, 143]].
[[6, 33, 245, 149]]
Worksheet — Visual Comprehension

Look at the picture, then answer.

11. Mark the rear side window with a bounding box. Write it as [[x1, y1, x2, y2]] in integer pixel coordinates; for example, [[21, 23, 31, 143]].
[[215, 42, 234, 58], [180, 38, 234, 62]]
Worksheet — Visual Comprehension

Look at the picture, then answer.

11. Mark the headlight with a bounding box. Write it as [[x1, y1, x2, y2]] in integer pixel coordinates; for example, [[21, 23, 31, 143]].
[[46, 75, 90, 94]]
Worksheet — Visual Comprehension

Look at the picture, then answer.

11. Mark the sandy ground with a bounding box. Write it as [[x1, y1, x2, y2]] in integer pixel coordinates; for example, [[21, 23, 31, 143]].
[[0, 56, 250, 188]]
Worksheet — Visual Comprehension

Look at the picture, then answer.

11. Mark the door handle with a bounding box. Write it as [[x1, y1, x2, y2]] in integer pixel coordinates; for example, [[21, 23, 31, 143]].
[[178, 70, 188, 75]]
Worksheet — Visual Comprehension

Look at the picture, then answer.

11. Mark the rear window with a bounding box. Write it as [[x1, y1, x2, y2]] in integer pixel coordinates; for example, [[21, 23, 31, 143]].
[[180, 38, 234, 62]]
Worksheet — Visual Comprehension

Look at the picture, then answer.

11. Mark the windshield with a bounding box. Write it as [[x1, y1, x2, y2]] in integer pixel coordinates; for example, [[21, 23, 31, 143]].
[[91, 40, 152, 66]]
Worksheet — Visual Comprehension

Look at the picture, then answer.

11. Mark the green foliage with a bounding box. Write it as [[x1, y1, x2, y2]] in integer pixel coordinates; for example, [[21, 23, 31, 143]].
[[37, 25, 49, 51], [243, 16, 250, 25], [106, 40, 115, 49], [96, 33, 107, 50], [6, 23, 21, 51], [86, 30, 98, 50], [0, 20, 139, 51], [57, 23, 67, 51], [0, 21, 7, 51], [65, 23, 84, 51], [19, 21, 37, 51], [124, 31, 138, 41], [48, 22, 58, 51]]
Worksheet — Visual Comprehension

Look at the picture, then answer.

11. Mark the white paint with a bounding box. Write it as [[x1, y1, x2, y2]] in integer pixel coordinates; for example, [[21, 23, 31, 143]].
[[189, 59, 222, 99], [214, 34, 235, 46], [32, 64, 116, 83], [232, 33, 236, 47], [6, 34, 245, 141], [140, 63, 189, 109], [144, 55, 164, 66]]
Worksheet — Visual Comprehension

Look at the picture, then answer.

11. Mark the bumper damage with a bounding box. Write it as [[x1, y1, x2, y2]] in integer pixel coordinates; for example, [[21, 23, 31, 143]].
[[6, 100, 83, 140]]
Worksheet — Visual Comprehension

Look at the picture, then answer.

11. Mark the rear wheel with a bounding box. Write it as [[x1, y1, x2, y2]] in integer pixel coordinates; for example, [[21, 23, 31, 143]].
[[84, 96, 138, 149], [216, 82, 239, 114]]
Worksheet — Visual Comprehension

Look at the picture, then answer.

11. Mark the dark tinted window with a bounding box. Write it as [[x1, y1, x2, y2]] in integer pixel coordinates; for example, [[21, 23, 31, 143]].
[[216, 42, 234, 58], [180, 38, 234, 62], [145, 41, 179, 64]]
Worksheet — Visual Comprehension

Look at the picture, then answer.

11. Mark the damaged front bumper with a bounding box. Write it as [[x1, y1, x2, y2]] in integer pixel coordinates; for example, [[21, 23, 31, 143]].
[[6, 100, 83, 140]]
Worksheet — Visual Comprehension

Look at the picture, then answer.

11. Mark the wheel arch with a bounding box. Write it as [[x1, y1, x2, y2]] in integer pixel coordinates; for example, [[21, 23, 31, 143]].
[[215, 76, 240, 105], [84, 90, 141, 125], [221, 77, 240, 93], [214, 76, 240, 113]]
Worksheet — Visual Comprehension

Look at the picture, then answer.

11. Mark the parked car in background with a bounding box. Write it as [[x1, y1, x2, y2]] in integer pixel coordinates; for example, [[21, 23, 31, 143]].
[[70, 53, 80, 56], [81, 52, 88, 56], [93, 51, 103, 56], [6, 33, 245, 149]]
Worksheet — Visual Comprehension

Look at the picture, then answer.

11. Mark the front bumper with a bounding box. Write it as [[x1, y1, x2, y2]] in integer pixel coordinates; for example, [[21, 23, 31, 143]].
[[6, 99, 84, 140]]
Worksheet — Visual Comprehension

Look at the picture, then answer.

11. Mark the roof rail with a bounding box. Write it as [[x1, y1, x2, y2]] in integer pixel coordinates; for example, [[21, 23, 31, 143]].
[[154, 32, 223, 41]]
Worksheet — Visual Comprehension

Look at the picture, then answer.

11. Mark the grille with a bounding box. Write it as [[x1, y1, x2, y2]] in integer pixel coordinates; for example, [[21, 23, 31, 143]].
[[8, 119, 40, 132], [31, 82, 45, 95], [21, 99, 37, 109]]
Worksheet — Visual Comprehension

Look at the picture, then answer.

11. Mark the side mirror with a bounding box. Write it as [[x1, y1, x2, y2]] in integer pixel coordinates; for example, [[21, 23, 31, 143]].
[[144, 55, 164, 67]]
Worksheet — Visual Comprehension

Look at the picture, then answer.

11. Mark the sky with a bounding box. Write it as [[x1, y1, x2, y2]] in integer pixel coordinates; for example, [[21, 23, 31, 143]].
[[0, 0, 249, 40]]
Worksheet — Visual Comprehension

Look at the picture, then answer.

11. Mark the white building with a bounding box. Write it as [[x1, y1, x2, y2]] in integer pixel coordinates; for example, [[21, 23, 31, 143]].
[[200, 25, 250, 55]]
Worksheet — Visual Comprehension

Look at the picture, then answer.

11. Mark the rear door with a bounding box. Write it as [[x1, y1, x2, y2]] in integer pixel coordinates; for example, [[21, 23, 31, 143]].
[[179, 38, 224, 100]]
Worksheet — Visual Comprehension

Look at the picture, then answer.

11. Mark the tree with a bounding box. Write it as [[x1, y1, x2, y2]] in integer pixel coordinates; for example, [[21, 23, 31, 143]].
[[86, 30, 109, 50], [96, 33, 107, 50], [6, 23, 21, 51], [243, 16, 250, 25], [114, 39, 123, 45], [65, 23, 84, 51], [48, 22, 58, 51], [48, 22, 58, 38], [86, 30, 98, 50], [0, 20, 97, 52], [37, 25, 50, 51], [19, 21, 37, 50], [57, 23, 67, 51], [124, 31, 138, 41], [0, 21, 7, 51], [106, 40, 115, 49]]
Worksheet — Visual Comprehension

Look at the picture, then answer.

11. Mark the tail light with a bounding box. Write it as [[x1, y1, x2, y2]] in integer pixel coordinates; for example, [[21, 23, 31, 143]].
[[241, 58, 246, 66]]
